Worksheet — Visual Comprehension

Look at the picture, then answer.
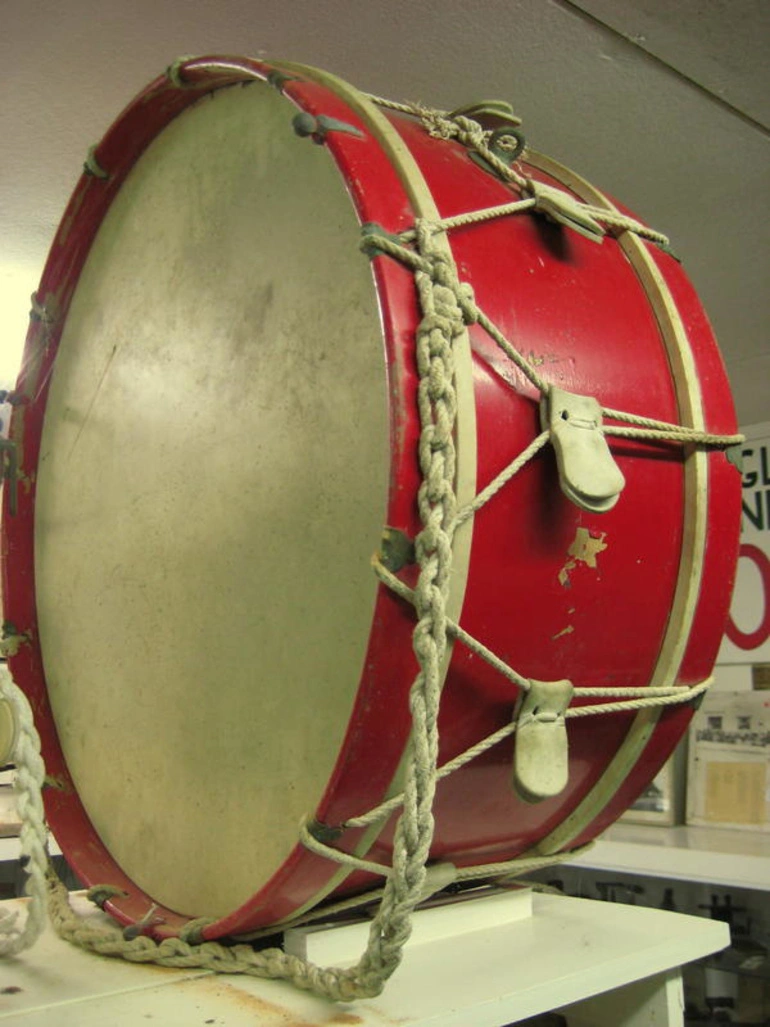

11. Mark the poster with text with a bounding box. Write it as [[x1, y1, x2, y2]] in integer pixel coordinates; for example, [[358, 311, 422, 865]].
[[718, 422, 770, 665]]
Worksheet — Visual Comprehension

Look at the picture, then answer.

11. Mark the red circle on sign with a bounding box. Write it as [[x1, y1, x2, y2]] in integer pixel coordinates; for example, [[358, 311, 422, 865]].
[[726, 543, 770, 650]]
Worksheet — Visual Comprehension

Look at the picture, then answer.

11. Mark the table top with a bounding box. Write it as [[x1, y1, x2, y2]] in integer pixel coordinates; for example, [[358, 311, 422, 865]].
[[0, 889, 729, 1026]]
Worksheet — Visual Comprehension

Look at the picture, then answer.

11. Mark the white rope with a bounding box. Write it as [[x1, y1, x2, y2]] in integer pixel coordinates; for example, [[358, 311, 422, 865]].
[[298, 819, 393, 878], [363, 226, 741, 453], [247, 845, 596, 941], [400, 198, 537, 239], [602, 423, 743, 446], [343, 716, 519, 832], [373, 558, 711, 709], [330, 671, 708, 837], [455, 430, 552, 528], [455, 295, 554, 394], [0, 665, 48, 956], [373, 560, 531, 691], [455, 843, 594, 882], [291, 836, 596, 892], [349, 221, 463, 990], [567, 678, 712, 718], [240, 841, 597, 941]]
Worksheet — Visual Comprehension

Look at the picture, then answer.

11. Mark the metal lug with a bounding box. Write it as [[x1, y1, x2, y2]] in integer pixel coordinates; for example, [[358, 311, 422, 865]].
[[292, 112, 364, 144], [513, 679, 573, 803], [449, 100, 522, 131], [542, 387, 625, 513], [528, 179, 605, 243]]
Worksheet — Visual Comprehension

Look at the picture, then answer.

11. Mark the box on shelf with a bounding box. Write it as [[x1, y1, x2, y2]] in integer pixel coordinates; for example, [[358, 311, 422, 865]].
[[621, 744, 686, 826], [686, 691, 770, 832]]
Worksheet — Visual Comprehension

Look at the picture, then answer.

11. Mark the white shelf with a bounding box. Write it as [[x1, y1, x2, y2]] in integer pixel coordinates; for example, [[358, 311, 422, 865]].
[[0, 891, 729, 1026], [569, 823, 770, 891]]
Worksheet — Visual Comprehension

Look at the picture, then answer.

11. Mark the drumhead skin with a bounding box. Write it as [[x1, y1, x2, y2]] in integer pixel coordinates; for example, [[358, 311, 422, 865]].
[[33, 82, 389, 919], [2, 57, 741, 939]]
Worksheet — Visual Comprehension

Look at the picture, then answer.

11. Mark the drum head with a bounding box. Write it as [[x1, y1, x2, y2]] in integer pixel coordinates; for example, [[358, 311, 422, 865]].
[[34, 82, 388, 917]]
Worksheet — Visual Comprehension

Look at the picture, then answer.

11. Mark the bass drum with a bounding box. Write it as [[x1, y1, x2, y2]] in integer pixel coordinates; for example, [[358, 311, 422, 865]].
[[2, 56, 740, 940]]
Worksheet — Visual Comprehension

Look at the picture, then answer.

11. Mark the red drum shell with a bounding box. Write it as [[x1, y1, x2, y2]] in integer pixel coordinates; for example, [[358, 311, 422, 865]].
[[1, 57, 741, 939]]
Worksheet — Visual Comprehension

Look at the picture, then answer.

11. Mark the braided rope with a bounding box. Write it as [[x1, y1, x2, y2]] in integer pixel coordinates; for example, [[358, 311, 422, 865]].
[[0, 665, 47, 956], [349, 220, 464, 990], [365, 95, 673, 249], [46, 871, 375, 1002]]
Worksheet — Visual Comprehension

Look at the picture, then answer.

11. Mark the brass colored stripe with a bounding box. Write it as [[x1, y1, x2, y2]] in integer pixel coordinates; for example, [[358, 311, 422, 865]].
[[269, 62, 477, 911], [522, 151, 707, 854]]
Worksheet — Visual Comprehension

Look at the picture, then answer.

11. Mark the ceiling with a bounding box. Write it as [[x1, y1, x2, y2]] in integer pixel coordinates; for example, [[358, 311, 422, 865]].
[[2, 0, 768, 423]]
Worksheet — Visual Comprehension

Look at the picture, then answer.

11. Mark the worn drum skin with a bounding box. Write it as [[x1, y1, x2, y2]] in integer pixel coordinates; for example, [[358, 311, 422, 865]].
[[1, 56, 741, 940]]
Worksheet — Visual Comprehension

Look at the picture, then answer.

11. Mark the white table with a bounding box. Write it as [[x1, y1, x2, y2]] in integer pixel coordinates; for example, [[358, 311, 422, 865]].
[[569, 821, 770, 891], [0, 889, 729, 1025]]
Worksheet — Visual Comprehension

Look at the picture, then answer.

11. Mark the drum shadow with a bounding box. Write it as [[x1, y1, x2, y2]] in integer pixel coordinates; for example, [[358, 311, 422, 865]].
[[531, 446, 575, 547], [532, 218, 572, 263]]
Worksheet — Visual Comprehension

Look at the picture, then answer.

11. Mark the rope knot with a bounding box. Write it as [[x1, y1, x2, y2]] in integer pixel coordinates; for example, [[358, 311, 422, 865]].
[[419, 107, 457, 140], [426, 358, 450, 401], [457, 282, 478, 323], [122, 903, 165, 941], [86, 884, 128, 910], [432, 280, 461, 311], [451, 114, 486, 147]]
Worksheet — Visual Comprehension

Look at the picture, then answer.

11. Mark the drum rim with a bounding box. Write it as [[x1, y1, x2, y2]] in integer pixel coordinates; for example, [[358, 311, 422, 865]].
[[1, 55, 741, 941], [0, 54, 479, 937]]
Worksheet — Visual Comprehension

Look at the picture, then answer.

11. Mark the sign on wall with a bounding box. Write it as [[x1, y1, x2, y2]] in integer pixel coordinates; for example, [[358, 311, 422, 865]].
[[719, 422, 770, 665]]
